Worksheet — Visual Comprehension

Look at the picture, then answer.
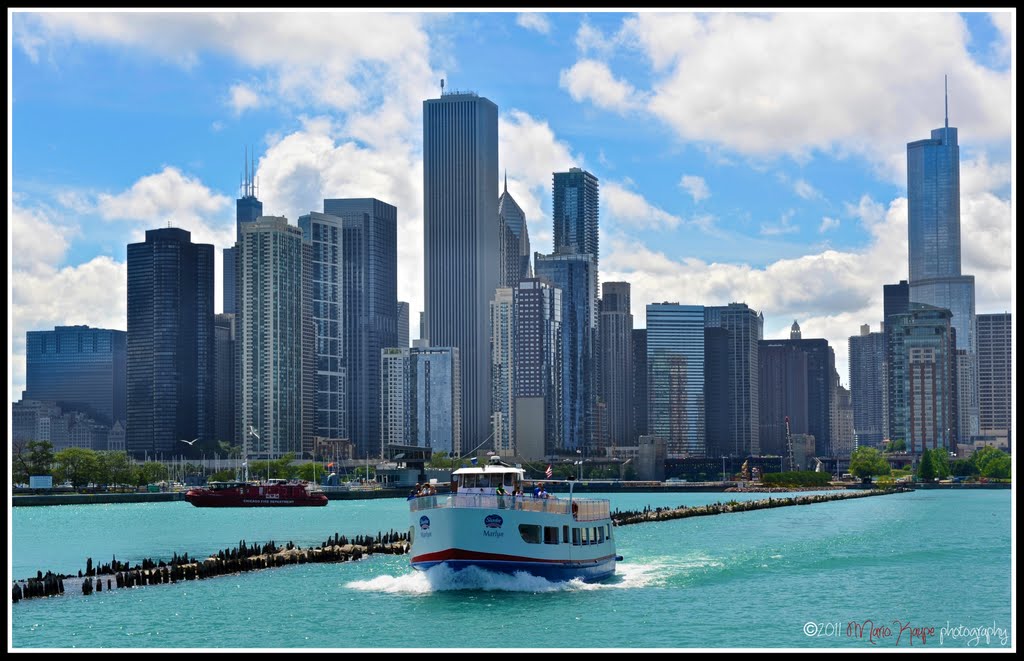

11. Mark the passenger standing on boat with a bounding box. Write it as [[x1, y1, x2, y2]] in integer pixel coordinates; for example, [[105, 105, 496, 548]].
[[496, 483, 507, 508], [408, 484, 421, 501], [537, 484, 548, 499]]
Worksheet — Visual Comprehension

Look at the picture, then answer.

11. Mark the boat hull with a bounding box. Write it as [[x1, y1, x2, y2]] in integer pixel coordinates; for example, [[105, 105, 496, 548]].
[[185, 494, 327, 507], [409, 495, 617, 583], [185, 482, 328, 507]]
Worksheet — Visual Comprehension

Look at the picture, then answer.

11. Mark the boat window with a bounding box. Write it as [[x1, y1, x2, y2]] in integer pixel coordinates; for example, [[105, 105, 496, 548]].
[[544, 526, 559, 545], [572, 528, 581, 546], [592, 527, 599, 544], [597, 526, 605, 544], [582, 527, 590, 545], [562, 525, 569, 544], [518, 524, 542, 545], [606, 524, 612, 541]]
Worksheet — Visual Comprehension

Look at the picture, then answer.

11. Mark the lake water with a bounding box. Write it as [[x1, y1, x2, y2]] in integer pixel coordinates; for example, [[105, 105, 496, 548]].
[[9, 489, 1012, 650]]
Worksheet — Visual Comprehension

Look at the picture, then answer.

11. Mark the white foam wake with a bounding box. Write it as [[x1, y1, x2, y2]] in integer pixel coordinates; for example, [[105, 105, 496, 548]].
[[346, 561, 662, 594]]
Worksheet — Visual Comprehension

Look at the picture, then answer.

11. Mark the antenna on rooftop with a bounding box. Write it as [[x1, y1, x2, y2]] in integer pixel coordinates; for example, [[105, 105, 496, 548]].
[[440, 78, 445, 96]]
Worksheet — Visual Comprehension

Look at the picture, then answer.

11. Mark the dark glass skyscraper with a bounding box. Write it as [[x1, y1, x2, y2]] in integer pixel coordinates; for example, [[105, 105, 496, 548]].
[[553, 168, 599, 262], [906, 88, 977, 438], [632, 329, 648, 439], [758, 332, 835, 457], [848, 324, 886, 447], [647, 303, 705, 457], [423, 91, 500, 451], [24, 325, 126, 426], [513, 278, 562, 459], [535, 252, 598, 453], [704, 303, 763, 456], [498, 174, 532, 281], [213, 313, 235, 444], [127, 228, 214, 458], [223, 151, 263, 314], [323, 198, 398, 458], [599, 282, 633, 446], [299, 211, 347, 442]]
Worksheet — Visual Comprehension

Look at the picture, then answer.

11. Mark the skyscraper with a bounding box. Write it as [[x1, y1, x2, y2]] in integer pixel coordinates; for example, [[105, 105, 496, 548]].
[[757, 342, 809, 457], [323, 198, 398, 458], [553, 167, 599, 262], [380, 347, 410, 448], [127, 228, 214, 457], [888, 303, 957, 453], [213, 313, 236, 444], [25, 325, 126, 427], [298, 211, 346, 441], [491, 288, 515, 454], [704, 303, 763, 456], [906, 83, 977, 438], [397, 301, 410, 349], [409, 345, 462, 456], [703, 326, 730, 457], [513, 278, 562, 459], [632, 329, 648, 439], [498, 173, 532, 280], [976, 313, 1011, 439], [599, 282, 633, 447], [236, 217, 311, 459], [647, 303, 705, 457], [423, 90, 500, 451], [848, 324, 886, 447], [535, 251, 598, 453], [223, 149, 263, 315], [758, 329, 836, 457]]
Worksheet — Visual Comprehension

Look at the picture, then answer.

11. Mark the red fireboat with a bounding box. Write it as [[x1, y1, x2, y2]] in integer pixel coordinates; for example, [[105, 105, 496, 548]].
[[185, 478, 328, 507]]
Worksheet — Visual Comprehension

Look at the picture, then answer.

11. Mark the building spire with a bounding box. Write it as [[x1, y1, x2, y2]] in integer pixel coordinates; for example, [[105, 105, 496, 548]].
[[944, 74, 948, 131], [504, 169, 507, 194]]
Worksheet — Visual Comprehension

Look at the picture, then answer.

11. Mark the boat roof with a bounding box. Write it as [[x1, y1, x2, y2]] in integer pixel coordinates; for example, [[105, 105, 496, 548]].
[[452, 464, 524, 476]]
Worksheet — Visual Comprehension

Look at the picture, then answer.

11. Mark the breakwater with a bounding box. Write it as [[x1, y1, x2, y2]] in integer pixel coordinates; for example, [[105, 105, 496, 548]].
[[12, 530, 409, 604], [610, 486, 913, 526]]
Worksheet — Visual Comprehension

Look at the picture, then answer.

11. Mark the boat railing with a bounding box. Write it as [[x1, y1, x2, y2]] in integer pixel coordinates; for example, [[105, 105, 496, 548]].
[[409, 493, 610, 521]]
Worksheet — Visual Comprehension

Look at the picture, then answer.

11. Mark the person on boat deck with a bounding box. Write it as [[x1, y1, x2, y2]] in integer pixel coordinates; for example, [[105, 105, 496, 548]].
[[408, 484, 421, 500], [532, 483, 542, 498], [495, 483, 507, 508], [534, 483, 548, 499]]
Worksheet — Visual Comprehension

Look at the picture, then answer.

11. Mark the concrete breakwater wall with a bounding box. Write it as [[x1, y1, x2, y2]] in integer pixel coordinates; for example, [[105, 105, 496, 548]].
[[12, 531, 409, 604], [610, 487, 913, 526]]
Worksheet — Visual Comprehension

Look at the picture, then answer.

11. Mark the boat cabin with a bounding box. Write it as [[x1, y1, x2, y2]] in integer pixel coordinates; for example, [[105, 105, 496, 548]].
[[452, 457, 524, 495]]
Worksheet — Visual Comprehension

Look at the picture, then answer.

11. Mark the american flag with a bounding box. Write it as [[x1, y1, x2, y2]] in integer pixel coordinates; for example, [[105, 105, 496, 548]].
[[545, 465, 553, 479]]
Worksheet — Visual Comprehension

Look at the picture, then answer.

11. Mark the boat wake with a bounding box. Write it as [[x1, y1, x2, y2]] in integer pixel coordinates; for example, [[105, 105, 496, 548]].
[[346, 562, 661, 594]]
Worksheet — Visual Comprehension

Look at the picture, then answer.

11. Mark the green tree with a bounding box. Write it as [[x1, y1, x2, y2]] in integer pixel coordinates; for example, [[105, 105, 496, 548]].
[[885, 438, 907, 452], [849, 446, 890, 481], [295, 462, 323, 482], [12, 440, 56, 484], [209, 469, 236, 482], [136, 461, 169, 486], [95, 451, 134, 488], [932, 449, 951, 479], [980, 454, 1011, 480], [53, 448, 100, 488], [971, 446, 1007, 476], [950, 458, 979, 477], [916, 449, 937, 482]]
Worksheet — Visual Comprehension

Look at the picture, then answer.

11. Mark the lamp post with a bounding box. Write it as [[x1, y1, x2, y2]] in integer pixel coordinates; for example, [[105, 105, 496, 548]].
[[722, 456, 727, 483], [576, 449, 583, 481]]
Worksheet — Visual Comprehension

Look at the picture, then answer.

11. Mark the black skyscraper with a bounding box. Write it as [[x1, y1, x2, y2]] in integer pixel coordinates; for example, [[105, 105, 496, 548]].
[[127, 228, 214, 458]]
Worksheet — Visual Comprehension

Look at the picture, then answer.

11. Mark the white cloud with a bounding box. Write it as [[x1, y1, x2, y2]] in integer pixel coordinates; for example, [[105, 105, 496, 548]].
[[679, 174, 710, 202], [575, 19, 615, 56], [498, 109, 584, 252], [229, 83, 262, 115], [559, 59, 644, 113], [10, 203, 73, 273], [566, 12, 1012, 174], [760, 210, 799, 236], [603, 182, 681, 231], [794, 178, 821, 200], [819, 216, 840, 233], [516, 13, 551, 35]]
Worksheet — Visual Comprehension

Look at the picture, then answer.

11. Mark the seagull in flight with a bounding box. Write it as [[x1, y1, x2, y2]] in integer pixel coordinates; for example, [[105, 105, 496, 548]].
[[248, 426, 260, 440], [179, 438, 199, 446]]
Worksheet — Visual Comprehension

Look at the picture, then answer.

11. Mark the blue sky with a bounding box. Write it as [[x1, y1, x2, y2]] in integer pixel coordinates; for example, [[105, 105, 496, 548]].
[[8, 9, 1015, 400]]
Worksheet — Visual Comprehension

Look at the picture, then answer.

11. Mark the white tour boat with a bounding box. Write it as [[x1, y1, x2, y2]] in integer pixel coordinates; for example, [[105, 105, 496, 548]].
[[408, 456, 622, 582]]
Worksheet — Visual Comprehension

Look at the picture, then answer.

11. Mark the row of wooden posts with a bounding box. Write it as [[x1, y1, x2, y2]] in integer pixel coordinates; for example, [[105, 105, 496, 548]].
[[13, 530, 409, 604]]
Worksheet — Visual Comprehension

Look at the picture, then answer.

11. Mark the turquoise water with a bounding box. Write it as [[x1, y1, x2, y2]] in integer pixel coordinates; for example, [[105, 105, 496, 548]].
[[10, 490, 1012, 650]]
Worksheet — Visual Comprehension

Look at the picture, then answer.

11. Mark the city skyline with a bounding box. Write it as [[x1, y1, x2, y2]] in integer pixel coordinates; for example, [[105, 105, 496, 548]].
[[9, 9, 1014, 403]]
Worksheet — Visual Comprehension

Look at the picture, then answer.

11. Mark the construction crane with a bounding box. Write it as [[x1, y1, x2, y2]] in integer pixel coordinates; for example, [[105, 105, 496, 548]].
[[785, 415, 796, 473]]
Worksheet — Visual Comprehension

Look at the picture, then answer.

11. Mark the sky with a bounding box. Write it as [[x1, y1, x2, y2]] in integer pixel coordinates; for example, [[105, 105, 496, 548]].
[[8, 9, 1016, 404]]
